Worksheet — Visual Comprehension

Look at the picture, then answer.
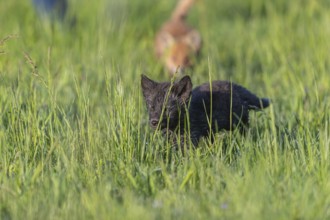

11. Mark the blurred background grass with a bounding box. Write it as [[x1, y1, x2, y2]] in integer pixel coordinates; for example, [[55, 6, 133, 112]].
[[1, 0, 330, 219]]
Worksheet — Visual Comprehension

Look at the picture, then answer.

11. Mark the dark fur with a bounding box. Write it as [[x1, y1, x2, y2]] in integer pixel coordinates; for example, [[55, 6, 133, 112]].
[[141, 75, 270, 147]]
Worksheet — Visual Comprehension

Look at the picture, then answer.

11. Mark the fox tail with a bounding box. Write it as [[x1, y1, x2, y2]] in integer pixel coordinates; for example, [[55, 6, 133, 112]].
[[171, 0, 195, 20]]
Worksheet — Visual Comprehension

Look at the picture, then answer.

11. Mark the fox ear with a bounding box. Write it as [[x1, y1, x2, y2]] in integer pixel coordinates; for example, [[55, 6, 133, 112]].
[[184, 30, 202, 52], [160, 32, 175, 47], [155, 32, 175, 58], [173, 75, 192, 102], [141, 75, 157, 97]]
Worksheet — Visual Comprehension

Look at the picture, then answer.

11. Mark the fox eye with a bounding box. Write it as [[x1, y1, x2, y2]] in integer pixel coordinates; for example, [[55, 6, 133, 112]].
[[149, 104, 155, 111], [157, 96, 163, 103], [165, 105, 172, 113]]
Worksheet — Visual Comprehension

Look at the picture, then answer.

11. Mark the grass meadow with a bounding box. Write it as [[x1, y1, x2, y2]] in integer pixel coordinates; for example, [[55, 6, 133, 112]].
[[1, 0, 330, 219]]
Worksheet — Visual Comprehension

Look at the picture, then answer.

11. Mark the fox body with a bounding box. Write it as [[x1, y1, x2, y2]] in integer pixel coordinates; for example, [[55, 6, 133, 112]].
[[141, 75, 270, 147], [155, 0, 202, 75]]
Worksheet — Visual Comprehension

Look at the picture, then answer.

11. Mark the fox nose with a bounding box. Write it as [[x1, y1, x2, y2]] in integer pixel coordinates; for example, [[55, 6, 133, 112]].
[[150, 119, 159, 127]]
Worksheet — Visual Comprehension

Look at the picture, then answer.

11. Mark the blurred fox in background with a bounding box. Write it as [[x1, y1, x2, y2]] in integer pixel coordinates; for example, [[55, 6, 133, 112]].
[[155, 0, 202, 75]]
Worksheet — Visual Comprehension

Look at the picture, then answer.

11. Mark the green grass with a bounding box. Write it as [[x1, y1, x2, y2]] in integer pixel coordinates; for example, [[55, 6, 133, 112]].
[[1, 0, 330, 219]]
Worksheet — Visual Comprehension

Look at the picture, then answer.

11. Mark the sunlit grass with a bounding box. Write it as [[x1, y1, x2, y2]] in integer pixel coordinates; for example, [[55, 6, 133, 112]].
[[1, 0, 330, 219]]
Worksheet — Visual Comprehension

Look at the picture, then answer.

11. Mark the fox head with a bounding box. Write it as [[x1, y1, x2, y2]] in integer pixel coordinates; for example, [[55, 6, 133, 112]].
[[141, 75, 192, 130], [166, 42, 193, 74], [160, 30, 201, 75]]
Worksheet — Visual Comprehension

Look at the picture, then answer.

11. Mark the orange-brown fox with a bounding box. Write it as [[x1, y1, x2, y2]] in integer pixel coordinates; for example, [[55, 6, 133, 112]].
[[155, 0, 202, 75]]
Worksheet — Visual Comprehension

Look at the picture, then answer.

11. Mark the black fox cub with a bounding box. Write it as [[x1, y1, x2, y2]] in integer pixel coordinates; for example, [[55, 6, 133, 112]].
[[141, 75, 270, 147]]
